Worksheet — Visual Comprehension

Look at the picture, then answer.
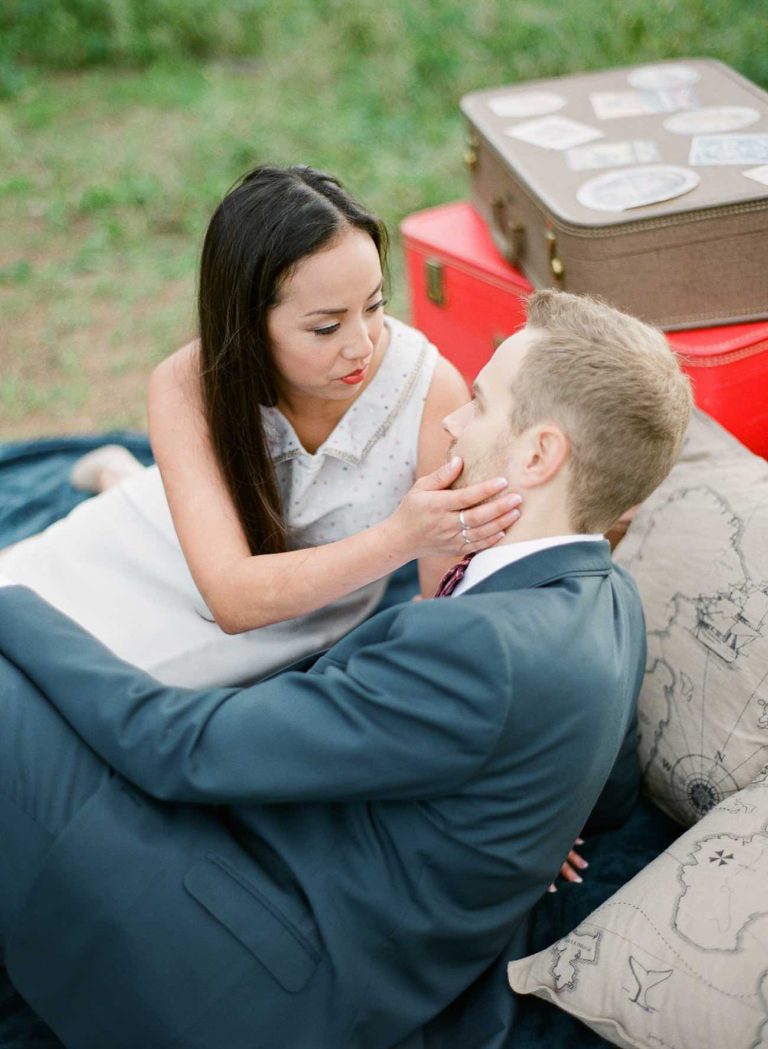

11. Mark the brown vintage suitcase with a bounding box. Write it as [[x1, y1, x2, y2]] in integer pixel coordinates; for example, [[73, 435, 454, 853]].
[[461, 59, 768, 330]]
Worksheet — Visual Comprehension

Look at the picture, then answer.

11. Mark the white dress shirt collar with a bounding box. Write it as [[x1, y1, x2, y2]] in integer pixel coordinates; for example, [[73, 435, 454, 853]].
[[451, 534, 604, 598]]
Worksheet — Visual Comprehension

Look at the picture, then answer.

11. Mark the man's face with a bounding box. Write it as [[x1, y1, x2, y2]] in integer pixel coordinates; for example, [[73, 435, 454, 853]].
[[442, 326, 540, 489]]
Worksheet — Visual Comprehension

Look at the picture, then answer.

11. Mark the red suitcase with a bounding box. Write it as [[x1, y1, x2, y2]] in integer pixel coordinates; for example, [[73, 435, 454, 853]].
[[668, 322, 768, 458], [401, 201, 768, 457], [401, 201, 532, 387]]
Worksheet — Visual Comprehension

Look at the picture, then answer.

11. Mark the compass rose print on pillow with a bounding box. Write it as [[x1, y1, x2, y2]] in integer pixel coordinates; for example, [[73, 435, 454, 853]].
[[613, 410, 768, 826]]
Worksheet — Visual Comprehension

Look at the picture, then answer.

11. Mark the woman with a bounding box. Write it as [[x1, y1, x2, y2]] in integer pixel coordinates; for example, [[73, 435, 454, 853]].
[[1, 165, 520, 687]]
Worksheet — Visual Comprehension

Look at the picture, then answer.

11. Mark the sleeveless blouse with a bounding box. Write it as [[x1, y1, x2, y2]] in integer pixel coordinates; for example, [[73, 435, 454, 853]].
[[2, 317, 438, 687]]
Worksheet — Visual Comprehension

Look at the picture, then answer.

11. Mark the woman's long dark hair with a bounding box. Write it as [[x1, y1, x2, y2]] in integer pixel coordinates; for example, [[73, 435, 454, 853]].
[[198, 165, 388, 555]]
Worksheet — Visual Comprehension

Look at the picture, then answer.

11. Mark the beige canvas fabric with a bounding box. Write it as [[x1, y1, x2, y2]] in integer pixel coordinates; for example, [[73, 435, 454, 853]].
[[612, 409, 768, 826], [507, 775, 768, 1049]]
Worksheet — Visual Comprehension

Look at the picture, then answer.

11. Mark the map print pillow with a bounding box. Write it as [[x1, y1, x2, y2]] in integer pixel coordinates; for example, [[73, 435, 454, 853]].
[[613, 409, 768, 826], [507, 774, 768, 1049]]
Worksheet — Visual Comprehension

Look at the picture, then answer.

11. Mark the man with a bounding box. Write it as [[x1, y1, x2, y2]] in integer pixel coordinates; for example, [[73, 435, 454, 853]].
[[0, 291, 691, 1049]]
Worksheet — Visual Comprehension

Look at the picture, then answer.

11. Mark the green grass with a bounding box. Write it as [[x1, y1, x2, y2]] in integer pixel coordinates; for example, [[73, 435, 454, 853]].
[[1, 0, 766, 437]]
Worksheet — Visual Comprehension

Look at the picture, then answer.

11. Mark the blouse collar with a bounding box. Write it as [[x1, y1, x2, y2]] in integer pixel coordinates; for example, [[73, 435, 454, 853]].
[[262, 317, 429, 466]]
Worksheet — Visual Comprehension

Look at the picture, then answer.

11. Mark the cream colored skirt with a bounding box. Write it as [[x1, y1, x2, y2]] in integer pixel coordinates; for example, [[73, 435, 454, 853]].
[[1, 465, 385, 688]]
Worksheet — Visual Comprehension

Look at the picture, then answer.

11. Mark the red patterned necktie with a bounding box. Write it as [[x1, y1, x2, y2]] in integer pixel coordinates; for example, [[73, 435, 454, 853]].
[[434, 553, 476, 598]]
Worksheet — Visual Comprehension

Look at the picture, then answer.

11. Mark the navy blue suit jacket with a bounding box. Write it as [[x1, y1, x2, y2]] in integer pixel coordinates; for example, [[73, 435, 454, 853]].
[[0, 541, 642, 1048]]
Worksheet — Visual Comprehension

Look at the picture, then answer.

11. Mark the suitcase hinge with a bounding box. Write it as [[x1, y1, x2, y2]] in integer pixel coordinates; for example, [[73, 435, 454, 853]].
[[425, 258, 446, 307], [546, 229, 565, 284]]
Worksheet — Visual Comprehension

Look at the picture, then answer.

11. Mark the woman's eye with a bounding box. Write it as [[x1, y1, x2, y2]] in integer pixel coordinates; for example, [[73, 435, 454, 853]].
[[312, 298, 385, 335]]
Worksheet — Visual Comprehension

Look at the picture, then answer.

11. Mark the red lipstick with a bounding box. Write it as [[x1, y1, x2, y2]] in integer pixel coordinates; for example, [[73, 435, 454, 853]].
[[340, 367, 366, 385]]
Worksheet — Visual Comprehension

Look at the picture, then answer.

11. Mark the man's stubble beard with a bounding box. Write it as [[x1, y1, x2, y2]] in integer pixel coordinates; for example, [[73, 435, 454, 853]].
[[448, 437, 509, 493]]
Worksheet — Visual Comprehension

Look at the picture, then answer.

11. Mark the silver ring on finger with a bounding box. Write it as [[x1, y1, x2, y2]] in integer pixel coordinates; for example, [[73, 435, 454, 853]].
[[459, 510, 468, 528], [462, 530, 472, 545]]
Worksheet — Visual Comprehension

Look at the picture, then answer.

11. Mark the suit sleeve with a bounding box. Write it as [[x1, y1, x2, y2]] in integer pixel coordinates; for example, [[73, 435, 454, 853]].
[[584, 704, 640, 835], [0, 586, 510, 805], [583, 567, 643, 835]]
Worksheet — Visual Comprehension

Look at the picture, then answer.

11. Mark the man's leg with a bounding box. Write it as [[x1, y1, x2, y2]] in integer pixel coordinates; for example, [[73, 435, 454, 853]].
[[0, 654, 111, 954]]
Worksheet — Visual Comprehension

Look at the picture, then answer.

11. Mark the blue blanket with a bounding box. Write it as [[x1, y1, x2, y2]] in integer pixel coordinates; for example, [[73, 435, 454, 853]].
[[0, 435, 681, 1048]]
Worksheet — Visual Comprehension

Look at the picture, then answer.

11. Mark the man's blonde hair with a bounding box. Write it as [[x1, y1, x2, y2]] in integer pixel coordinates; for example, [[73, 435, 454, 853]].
[[513, 290, 692, 533]]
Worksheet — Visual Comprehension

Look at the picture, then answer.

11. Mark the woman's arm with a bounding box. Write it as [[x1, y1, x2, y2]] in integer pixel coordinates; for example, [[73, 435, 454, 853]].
[[415, 355, 520, 596], [148, 345, 517, 634]]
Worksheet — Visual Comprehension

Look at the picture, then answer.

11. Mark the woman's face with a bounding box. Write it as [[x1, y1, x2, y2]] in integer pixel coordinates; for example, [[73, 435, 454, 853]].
[[266, 227, 386, 406]]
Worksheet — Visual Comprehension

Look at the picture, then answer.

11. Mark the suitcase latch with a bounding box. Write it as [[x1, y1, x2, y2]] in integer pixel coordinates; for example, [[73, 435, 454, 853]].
[[546, 229, 565, 284], [491, 195, 525, 266], [425, 258, 446, 307], [463, 132, 479, 171]]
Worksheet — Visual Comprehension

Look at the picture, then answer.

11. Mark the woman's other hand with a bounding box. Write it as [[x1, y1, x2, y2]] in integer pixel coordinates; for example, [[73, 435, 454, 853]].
[[548, 837, 588, 893]]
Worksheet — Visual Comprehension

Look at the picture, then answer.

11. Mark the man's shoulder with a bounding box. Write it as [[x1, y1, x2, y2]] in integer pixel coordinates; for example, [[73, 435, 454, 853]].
[[608, 559, 645, 624], [323, 554, 642, 669], [610, 557, 641, 593]]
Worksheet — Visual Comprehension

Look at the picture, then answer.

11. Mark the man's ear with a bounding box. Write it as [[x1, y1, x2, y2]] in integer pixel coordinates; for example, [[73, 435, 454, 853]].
[[520, 424, 570, 488]]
